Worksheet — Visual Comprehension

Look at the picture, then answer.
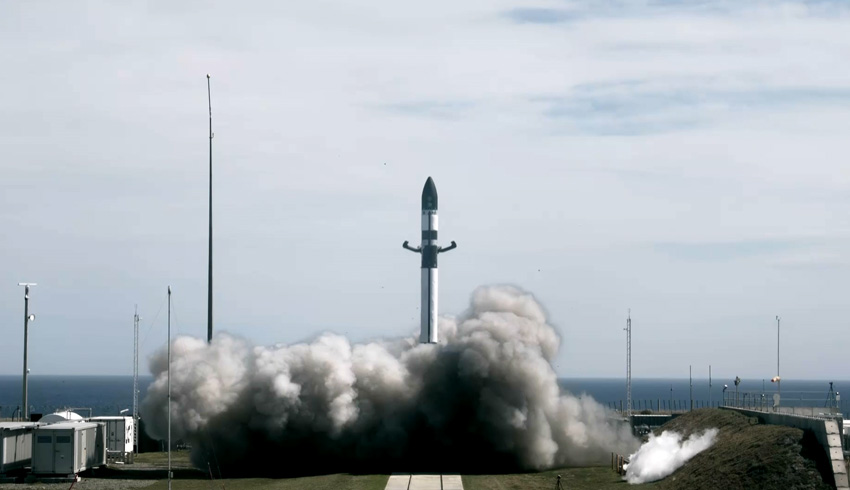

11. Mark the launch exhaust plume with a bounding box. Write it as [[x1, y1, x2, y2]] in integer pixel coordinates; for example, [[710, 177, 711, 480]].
[[624, 429, 718, 484], [141, 286, 638, 475]]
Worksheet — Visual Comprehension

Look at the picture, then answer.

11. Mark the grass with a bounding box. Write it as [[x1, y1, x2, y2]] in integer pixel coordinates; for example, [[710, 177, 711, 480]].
[[140, 474, 389, 490], [463, 466, 660, 490], [88, 408, 833, 489], [109, 453, 647, 490], [135, 450, 195, 467]]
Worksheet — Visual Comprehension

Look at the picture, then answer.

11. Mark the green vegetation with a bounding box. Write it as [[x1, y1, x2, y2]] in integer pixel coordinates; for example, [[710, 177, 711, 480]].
[[650, 409, 832, 490], [113, 411, 833, 490], [141, 474, 389, 490], [121, 453, 642, 489], [463, 466, 654, 489], [135, 450, 194, 467]]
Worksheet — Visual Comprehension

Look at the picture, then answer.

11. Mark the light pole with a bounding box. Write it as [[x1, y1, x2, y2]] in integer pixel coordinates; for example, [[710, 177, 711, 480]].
[[723, 385, 728, 406], [734, 376, 741, 406], [18, 283, 36, 421]]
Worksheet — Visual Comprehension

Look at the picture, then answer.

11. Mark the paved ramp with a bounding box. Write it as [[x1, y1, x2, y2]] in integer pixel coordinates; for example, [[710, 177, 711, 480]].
[[386, 474, 465, 490], [385, 474, 411, 490], [441, 475, 463, 489], [409, 475, 442, 489]]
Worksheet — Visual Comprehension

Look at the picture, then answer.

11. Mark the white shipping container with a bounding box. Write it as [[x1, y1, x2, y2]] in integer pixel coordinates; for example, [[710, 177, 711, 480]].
[[88, 416, 134, 463], [0, 422, 37, 474], [31, 422, 105, 476]]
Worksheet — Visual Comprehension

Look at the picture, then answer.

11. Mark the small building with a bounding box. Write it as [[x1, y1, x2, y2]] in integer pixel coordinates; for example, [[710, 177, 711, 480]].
[[89, 416, 135, 463], [0, 422, 38, 474], [31, 422, 105, 476]]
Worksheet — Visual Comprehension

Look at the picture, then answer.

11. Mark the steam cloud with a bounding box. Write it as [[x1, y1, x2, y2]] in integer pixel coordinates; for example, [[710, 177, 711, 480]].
[[141, 285, 638, 475], [624, 429, 718, 484]]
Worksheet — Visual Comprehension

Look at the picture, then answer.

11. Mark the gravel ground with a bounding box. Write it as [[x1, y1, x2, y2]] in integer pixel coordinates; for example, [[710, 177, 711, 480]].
[[0, 458, 192, 490]]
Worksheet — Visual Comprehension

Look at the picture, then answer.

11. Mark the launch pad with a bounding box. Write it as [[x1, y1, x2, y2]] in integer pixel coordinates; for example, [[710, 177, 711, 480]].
[[385, 473, 464, 489]]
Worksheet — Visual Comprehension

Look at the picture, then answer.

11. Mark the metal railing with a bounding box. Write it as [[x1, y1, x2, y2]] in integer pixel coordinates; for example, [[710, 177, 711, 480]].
[[607, 399, 723, 415], [604, 391, 847, 418], [721, 390, 843, 419]]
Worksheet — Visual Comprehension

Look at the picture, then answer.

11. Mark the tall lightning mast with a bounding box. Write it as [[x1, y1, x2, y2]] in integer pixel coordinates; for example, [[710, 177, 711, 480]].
[[132, 305, 140, 462], [625, 310, 632, 417], [167, 287, 172, 490], [206, 74, 214, 344]]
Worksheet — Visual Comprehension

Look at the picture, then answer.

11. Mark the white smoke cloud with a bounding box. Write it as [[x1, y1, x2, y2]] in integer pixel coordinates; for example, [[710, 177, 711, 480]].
[[624, 428, 718, 484], [141, 285, 638, 475]]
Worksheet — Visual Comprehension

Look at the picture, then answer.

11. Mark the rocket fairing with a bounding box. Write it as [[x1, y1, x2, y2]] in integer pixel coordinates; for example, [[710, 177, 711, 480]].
[[403, 177, 457, 344]]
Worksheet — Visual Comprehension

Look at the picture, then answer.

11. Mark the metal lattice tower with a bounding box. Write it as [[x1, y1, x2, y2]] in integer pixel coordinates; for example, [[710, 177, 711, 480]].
[[133, 305, 140, 461], [625, 310, 632, 417]]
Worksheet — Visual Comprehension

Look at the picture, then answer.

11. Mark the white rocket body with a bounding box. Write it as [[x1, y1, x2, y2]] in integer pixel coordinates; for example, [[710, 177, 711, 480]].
[[421, 211, 438, 343], [403, 177, 456, 344]]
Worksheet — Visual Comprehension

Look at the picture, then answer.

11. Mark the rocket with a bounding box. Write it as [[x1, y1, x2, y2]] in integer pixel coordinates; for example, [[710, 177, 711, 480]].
[[403, 177, 457, 343]]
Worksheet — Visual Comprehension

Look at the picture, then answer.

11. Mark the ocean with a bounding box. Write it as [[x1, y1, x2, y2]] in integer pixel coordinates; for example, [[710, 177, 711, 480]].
[[1, 375, 847, 419]]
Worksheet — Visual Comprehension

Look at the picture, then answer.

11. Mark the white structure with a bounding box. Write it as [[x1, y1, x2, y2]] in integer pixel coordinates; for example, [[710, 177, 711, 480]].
[[39, 411, 84, 424], [89, 416, 134, 463], [403, 177, 457, 343], [0, 422, 37, 474], [31, 422, 105, 476]]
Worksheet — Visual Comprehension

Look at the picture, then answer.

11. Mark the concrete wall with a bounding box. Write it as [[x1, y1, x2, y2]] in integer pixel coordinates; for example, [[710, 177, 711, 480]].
[[724, 408, 847, 489]]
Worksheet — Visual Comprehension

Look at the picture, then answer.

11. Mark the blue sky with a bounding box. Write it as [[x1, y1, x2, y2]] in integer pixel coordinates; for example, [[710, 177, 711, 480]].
[[1, 0, 850, 379]]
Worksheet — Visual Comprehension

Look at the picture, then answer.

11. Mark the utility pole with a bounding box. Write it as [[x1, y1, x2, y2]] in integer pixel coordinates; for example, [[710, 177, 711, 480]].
[[18, 283, 36, 420], [132, 305, 140, 462], [625, 310, 631, 418], [206, 74, 214, 344]]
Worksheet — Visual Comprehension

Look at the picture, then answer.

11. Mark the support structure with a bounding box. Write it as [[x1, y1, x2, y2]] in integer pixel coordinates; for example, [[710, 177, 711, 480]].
[[625, 310, 631, 417]]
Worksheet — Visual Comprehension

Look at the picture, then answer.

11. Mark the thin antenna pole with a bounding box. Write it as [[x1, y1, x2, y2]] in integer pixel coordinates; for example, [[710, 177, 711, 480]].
[[167, 287, 172, 490], [133, 305, 140, 462], [207, 74, 214, 344], [625, 309, 631, 418]]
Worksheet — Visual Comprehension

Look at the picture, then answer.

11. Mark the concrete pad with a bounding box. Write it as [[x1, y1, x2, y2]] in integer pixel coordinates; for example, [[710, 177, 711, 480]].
[[833, 461, 848, 475], [409, 474, 442, 490], [828, 434, 842, 446], [442, 474, 464, 489], [825, 420, 840, 434], [835, 472, 849, 489], [385, 474, 411, 490], [831, 447, 845, 461]]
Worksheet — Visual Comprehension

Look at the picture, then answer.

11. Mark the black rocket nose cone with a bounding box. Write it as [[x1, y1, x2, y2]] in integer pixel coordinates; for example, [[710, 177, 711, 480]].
[[422, 176, 438, 210]]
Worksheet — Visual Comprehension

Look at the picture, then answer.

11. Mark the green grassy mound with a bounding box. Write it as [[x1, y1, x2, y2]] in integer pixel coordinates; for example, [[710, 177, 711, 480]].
[[650, 409, 832, 490]]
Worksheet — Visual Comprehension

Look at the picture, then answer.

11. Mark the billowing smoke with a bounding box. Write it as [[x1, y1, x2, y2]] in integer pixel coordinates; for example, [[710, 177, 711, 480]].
[[624, 429, 718, 484], [141, 285, 638, 475]]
